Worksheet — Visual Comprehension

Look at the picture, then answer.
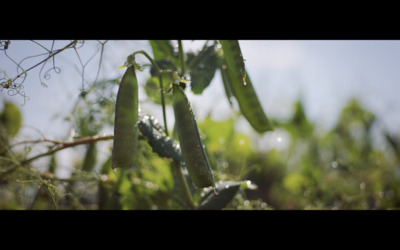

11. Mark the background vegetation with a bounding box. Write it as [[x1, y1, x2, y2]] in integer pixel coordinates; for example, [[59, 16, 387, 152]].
[[1, 40, 399, 210]]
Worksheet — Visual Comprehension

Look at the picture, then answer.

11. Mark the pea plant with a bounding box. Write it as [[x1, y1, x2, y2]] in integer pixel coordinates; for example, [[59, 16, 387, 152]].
[[0, 40, 273, 210], [109, 40, 273, 209]]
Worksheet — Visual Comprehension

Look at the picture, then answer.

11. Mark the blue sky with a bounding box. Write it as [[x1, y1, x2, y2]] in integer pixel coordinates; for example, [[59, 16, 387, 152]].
[[2, 40, 400, 151], [240, 40, 400, 133]]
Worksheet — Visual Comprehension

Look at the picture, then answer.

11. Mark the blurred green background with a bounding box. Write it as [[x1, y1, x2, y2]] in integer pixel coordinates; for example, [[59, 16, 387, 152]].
[[1, 95, 399, 209]]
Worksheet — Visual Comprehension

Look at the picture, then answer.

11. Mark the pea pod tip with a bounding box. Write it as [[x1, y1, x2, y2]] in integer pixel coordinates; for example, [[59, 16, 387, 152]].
[[112, 167, 118, 179], [213, 186, 219, 195]]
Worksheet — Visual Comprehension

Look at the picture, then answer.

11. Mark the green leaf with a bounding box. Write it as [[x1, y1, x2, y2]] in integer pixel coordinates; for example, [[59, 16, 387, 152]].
[[144, 76, 172, 105], [197, 180, 257, 210], [149, 40, 180, 67], [0, 101, 22, 138], [149, 59, 178, 78], [186, 45, 220, 95]]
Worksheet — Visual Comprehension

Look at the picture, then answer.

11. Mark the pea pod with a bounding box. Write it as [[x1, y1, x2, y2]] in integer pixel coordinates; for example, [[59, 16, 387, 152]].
[[138, 113, 183, 164], [112, 66, 139, 170], [219, 40, 246, 80], [220, 40, 273, 133], [172, 83, 215, 188], [82, 143, 97, 172]]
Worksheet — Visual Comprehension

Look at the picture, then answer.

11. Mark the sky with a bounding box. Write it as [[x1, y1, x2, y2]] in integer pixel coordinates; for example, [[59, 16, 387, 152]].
[[1, 40, 400, 172]]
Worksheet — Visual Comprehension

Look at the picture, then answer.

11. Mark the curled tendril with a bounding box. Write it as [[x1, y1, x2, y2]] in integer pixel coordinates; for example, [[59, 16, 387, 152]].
[[1, 40, 76, 92], [44, 66, 61, 80], [74, 40, 85, 49], [1, 80, 30, 105], [39, 52, 62, 87], [0, 70, 26, 101], [1, 40, 107, 104]]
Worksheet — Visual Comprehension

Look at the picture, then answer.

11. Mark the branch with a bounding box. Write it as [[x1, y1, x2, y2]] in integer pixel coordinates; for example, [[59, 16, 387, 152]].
[[21, 135, 113, 165], [177, 40, 186, 76], [10, 40, 78, 85]]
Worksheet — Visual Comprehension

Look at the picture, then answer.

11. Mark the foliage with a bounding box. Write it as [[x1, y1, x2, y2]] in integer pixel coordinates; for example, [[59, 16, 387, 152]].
[[1, 40, 399, 210]]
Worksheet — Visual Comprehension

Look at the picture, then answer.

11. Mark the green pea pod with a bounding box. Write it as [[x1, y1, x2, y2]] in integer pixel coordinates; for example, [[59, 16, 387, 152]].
[[172, 83, 215, 188], [220, 40, 273, 133], [220, 64, 234, 107], [219, 40, 246, 80], [112, 66, 139, 170], [82, 143, 97, 172], [138, 113, 183, 164]]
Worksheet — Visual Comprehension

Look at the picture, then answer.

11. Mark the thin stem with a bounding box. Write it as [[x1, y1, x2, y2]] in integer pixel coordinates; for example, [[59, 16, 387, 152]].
[[177, 40, 185, 75], [10, 40, 78, 84], [21, 135, 113, 165], [132, 50, 169, 136], [15, 134, 147, 165]]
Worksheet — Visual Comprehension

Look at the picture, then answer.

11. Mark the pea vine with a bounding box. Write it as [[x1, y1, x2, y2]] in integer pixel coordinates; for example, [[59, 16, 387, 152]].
[[1, 40, 264, 210]]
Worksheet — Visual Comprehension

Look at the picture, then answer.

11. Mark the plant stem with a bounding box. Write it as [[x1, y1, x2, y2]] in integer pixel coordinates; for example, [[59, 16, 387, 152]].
[[21, 135, 113, 165], [10, 40, 78, 84], [177, 40, 185, 76], [172, 160, 196, 209], [132, 50, 169, 136]]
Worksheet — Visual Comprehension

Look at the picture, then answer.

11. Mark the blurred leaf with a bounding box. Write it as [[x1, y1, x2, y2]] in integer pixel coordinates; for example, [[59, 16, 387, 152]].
[[197, 180, 256, 210], [98, 181, 122, 210], [149, 59, 178, 78], [385, 132, 400, 160], [140, 144, 173, 193], [0, 101, 22, 138], [82, 143, 97, 172], [149, 40, 180, 67], [73, 96, 110, 137], [291, 101, 313, 134], [98, 155, 122, 209], [241, 180, 258, 190], [283, 173, 309, 195], [280, 100, 314, 139], [144, 76, 172, 105], [118, 140, 173, 210], [0, 122, 9, 156], [198, 116, 235, 153], [336, 98, 375, 133], [187, 45, 220, 94], [100, 155, 112, 175], [198, 116, 253, 177], [225, 134, 252, 160], [48, 154, 58, 173]]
